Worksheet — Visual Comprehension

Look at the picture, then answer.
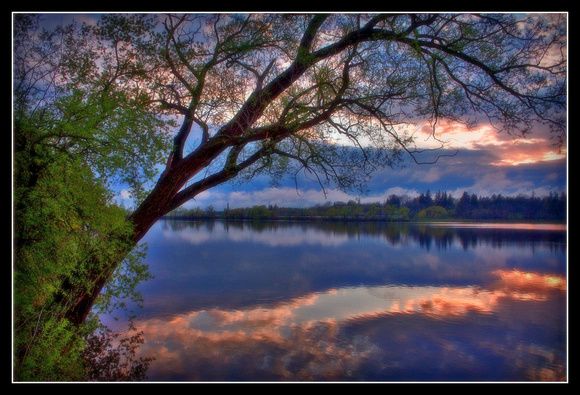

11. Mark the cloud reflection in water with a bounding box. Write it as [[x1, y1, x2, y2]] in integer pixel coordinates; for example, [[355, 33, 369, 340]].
[[115, 221, 566, 381]]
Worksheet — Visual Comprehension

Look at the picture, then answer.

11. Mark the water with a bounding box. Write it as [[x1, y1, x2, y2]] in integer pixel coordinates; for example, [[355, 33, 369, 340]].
[[107, 220, 567, 382]]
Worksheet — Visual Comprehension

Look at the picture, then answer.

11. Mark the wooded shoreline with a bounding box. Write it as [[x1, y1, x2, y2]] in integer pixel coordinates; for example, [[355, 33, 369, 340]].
[[165, 190, 567, 223]]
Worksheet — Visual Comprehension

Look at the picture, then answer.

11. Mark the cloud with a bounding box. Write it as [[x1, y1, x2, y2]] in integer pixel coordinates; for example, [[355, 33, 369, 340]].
[[123, 267, 565, 381], [413, 119, 566, 167], [167, 119, 566, 210], [410, 166, 443, 183], [185, 152, 565, 210], [190, 186, 355, 209], [450, 169, 533, 198]]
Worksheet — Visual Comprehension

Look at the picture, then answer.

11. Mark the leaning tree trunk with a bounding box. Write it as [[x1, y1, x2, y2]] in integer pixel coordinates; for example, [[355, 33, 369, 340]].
[[63, 256, 127, 326], [61, 140, 230, 325], [63, 172, 183, 325], [62, 17, 325, 326]]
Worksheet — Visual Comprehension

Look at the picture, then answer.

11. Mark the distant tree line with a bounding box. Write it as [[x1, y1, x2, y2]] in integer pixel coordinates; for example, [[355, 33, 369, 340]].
[[167, 190, 566, 222]]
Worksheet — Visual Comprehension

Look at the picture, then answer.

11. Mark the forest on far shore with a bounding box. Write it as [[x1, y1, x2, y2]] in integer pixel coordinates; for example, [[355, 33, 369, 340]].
[[167, 190, 567, 222]]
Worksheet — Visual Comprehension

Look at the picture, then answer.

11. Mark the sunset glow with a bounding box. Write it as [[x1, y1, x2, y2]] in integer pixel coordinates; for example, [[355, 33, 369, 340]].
[[412, 120, 567, 167]]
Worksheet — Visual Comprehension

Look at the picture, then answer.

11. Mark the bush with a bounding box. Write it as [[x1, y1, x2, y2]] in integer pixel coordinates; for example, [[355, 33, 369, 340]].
[[416, 205, 449, 220]]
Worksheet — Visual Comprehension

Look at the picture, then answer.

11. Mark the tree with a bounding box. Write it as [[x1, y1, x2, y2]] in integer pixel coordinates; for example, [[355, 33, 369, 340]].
[[416, 205, 449, 220], [434, 190, 453, 210], [14, 13, 566, 328], [385, 194, 401, 207], [13, 14, 161, 379]]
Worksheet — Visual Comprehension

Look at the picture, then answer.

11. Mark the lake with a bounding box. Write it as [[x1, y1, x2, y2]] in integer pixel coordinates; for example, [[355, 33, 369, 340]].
[[105, 220, 567, 382]]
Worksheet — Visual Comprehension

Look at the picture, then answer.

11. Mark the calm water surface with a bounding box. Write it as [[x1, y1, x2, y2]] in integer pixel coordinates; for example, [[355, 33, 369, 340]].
[[107, 220, 567, 382]]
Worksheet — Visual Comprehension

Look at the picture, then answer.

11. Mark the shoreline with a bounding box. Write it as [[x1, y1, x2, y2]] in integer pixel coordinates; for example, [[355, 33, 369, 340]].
[[161, 216, 567, 228]]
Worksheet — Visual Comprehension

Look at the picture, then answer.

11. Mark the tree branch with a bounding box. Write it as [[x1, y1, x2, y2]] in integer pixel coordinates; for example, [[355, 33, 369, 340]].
[[167, 141, 273, 211]]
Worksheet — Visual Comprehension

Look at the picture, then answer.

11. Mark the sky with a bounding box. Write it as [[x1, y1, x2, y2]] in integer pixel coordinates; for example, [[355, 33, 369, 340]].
[[184, 121, 567, 210], [26, 13, 568, 211]]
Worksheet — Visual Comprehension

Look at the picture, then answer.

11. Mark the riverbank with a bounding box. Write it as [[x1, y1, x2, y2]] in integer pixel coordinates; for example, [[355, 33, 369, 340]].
[[166, 190, 566, 224], [162, 215, 567, 229]]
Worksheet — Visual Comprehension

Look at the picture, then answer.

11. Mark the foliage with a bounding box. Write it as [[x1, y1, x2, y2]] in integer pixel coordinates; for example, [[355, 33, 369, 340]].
[[14, 315, 89, 381], [12, 152, 154, 380], [416, 205, 449, 220], [92, 243, 152, 320], [170, 205, 218, 220], [82, 324, 155, 382], [13, 14, 161, 381], [13, 14, 173, 206], [12, 148, 156, 380]]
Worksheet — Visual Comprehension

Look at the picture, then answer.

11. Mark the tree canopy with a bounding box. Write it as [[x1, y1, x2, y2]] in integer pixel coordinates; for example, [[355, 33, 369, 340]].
[[125, 13, 566, 239]]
